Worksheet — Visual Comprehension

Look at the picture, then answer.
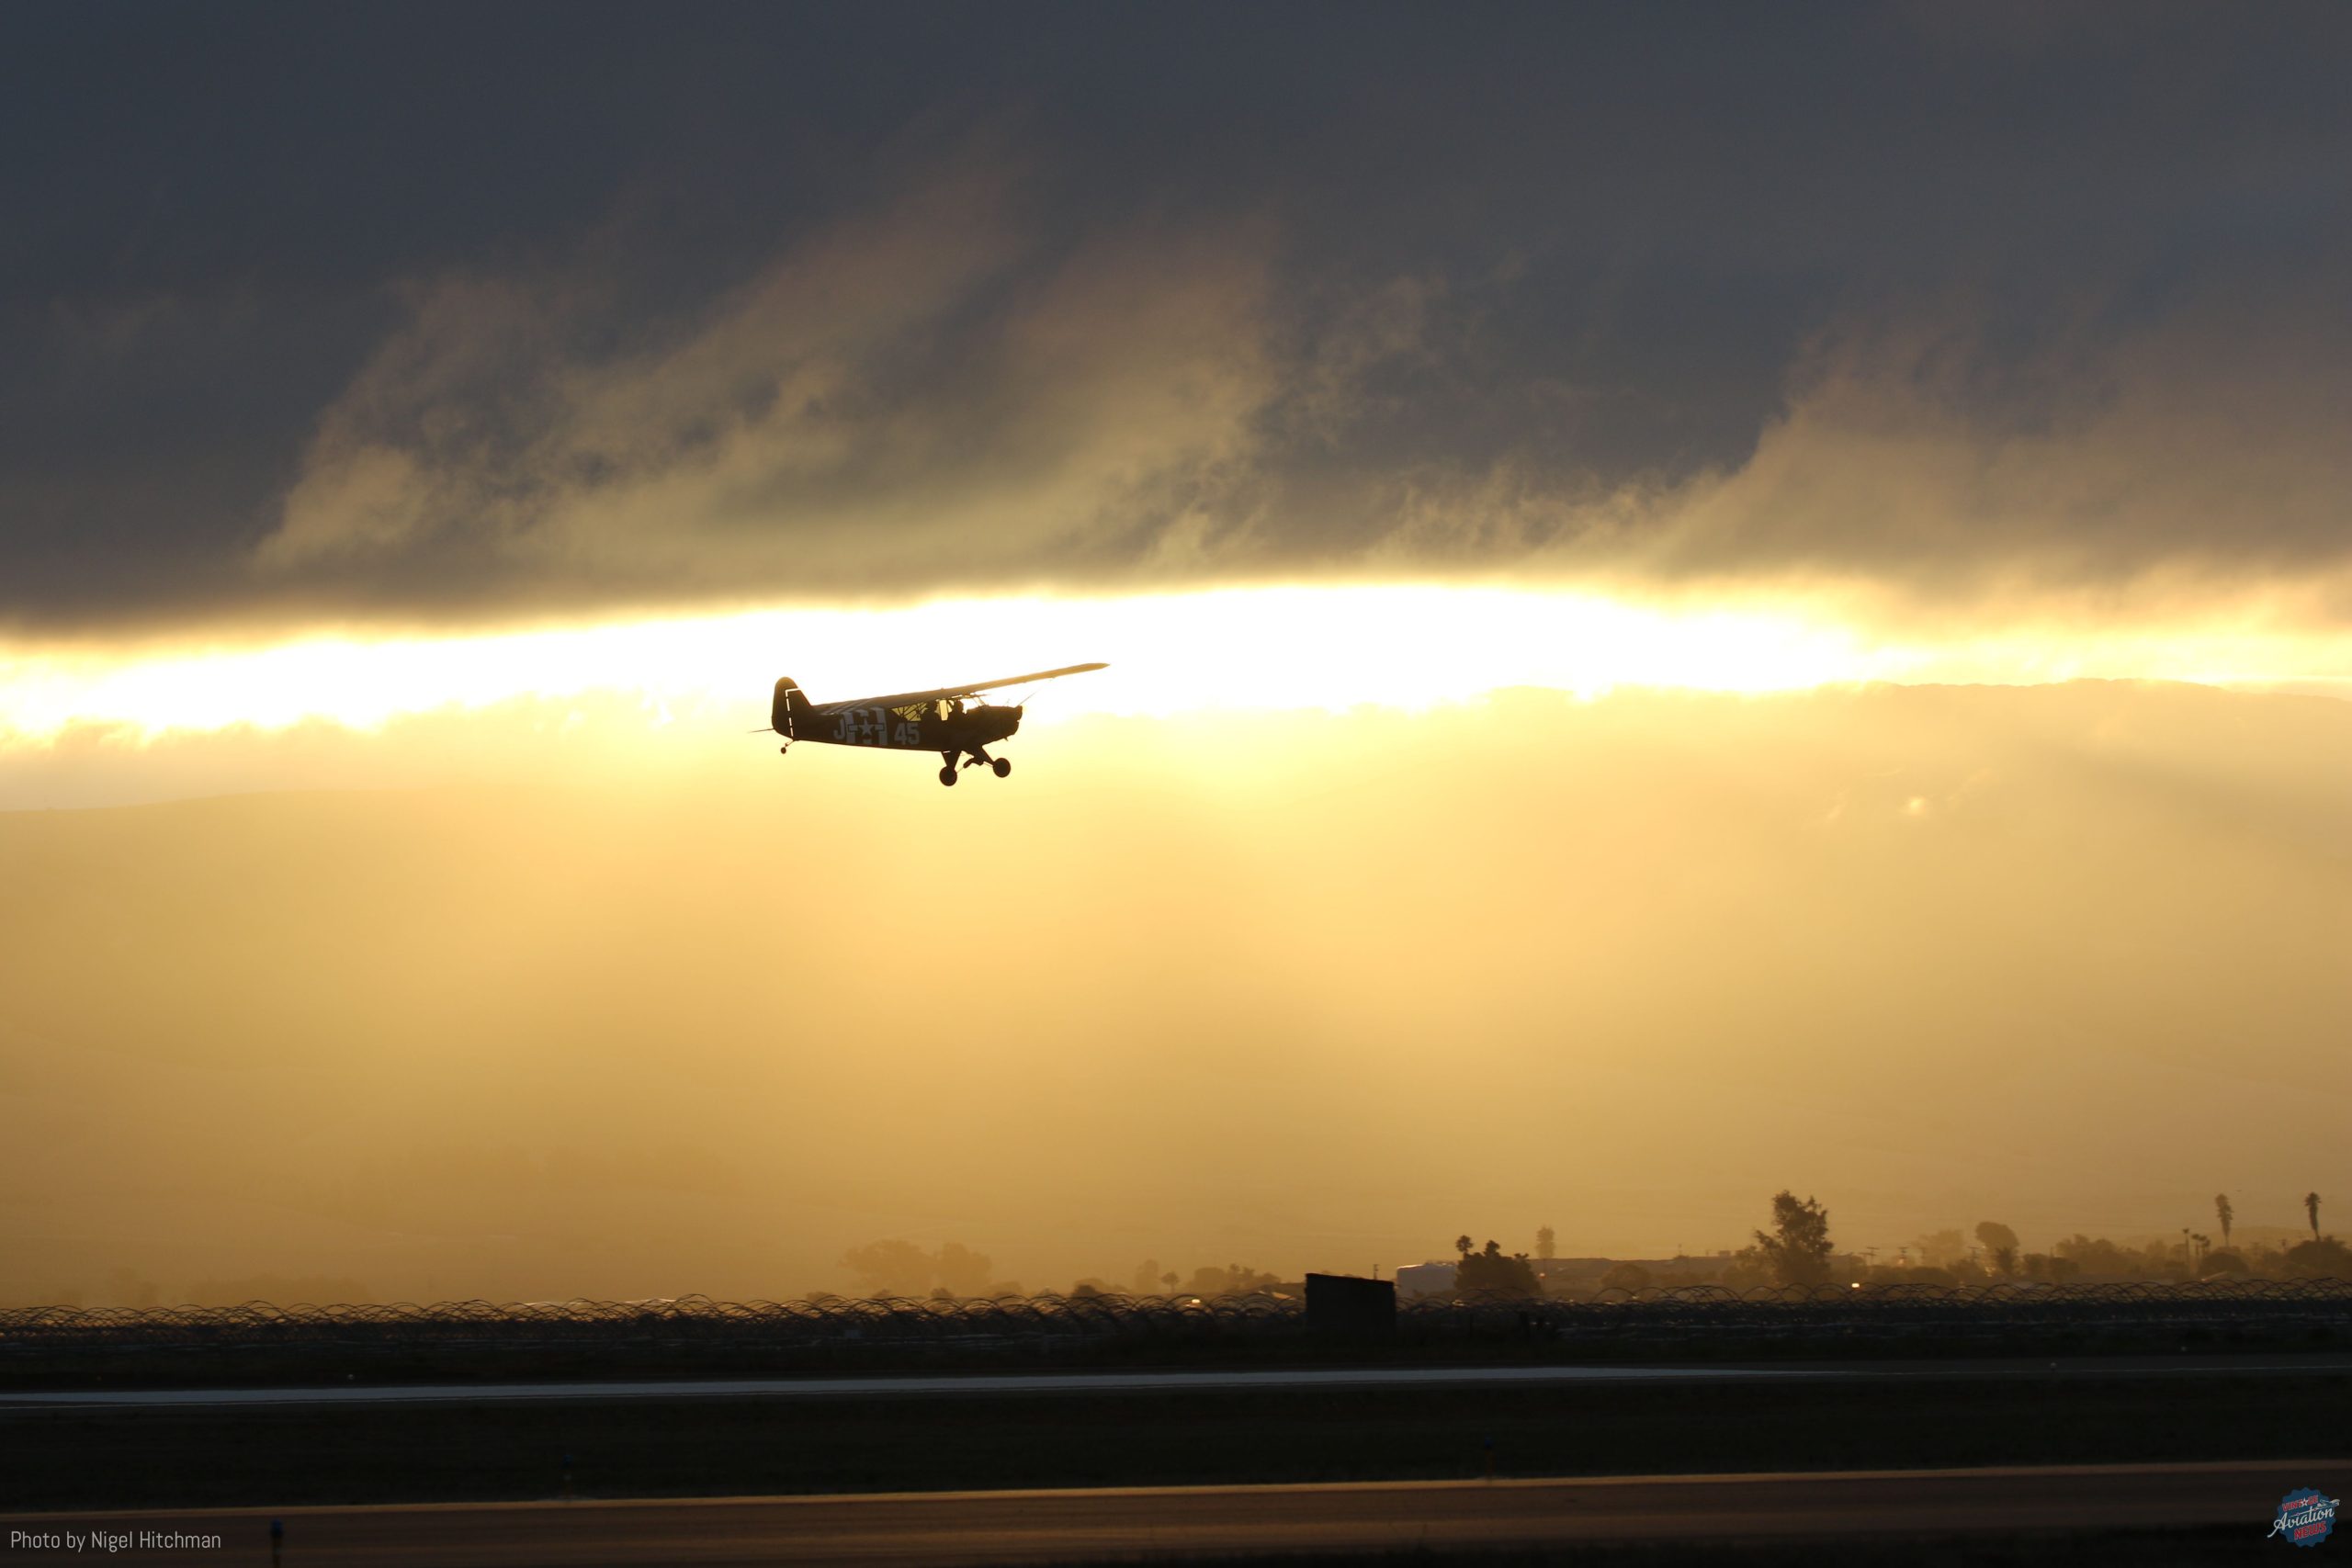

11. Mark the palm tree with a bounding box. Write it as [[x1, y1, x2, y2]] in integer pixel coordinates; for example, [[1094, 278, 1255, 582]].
[[2214, 1192, 2233, 1247], [2308, 1191, 2323, 1241]]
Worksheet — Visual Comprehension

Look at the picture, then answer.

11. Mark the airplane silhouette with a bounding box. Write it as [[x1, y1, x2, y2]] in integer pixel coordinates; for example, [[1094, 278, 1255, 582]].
[[765, 663, 1107, 785]]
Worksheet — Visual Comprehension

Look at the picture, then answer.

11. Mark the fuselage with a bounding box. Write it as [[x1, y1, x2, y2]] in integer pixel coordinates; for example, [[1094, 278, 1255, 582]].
[[809, 697, 1022, 754]]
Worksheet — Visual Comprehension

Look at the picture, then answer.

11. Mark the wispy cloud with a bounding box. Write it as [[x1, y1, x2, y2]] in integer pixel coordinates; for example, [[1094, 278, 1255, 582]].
[[258, 151, 1283, 604]]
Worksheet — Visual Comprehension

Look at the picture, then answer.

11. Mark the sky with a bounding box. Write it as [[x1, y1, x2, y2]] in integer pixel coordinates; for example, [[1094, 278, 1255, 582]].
[[6, 6, 2352, 653], [1, 5, 2346, 1302]]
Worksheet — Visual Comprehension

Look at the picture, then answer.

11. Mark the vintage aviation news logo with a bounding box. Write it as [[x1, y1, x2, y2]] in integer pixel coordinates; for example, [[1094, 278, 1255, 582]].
[[2272, 1487, 2339, 1547]]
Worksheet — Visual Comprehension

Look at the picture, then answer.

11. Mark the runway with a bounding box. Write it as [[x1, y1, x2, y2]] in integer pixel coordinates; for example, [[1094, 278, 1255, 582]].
[[5, 1352, 2346, 1410], [4, 1461, 2341, 1565]]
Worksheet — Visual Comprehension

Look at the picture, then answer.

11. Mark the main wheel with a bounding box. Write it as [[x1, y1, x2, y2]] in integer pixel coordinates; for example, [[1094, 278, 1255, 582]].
[[938, 765, 958, 787], [991, 757, 1012, 778]]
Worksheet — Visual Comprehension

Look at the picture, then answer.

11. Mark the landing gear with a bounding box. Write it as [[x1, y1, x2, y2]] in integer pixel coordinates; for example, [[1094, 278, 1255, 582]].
[[965, 746, 1010, 777], [943, 748, 1010, 784]]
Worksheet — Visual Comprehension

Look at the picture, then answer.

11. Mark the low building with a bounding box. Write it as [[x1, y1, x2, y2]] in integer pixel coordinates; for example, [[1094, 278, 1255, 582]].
[[1305, 1272, 1396, 1337], [1392, 1261, 1456, 1298]]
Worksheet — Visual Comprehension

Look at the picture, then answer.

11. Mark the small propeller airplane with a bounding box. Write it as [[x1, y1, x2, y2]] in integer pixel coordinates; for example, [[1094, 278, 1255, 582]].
[[763, 662, 1108, 785]]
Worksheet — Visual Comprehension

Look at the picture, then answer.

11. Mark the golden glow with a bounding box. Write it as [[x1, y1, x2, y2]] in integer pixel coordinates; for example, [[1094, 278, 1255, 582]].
[[6, 680, 2347, 1297], [3, 581, 2349, 745]]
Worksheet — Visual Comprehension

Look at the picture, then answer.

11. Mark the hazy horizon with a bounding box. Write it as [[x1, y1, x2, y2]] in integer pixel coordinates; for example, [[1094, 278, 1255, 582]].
[[5, 680, 2343, 1306]]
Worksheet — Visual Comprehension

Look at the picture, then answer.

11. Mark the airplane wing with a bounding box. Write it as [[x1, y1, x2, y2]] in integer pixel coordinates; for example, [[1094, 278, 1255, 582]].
[[823, 662, 1108, 712]]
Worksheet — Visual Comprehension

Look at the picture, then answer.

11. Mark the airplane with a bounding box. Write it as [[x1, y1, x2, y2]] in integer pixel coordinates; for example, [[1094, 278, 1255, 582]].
[[764, 662, 1108, 786]]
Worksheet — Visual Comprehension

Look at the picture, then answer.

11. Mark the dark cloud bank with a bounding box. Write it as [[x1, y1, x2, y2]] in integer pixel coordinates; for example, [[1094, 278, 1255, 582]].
[[5, 3, 2349, 633]]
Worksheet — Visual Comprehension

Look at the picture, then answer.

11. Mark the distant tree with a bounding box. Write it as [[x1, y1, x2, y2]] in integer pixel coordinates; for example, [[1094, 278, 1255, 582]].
[[933, 1243, 994, 1299], [1913, 1230, 1967, 1269], [842, 1239, 993, 1299], [1184, 1263, 1282, 1297], [2308, 1192, 2324, 1241], [1535, 1225, 1556, 1261], [2284, 1236, 2352, 1280], [1455, 1235, 1474, 1258], [2200, 1248, 2249, 1277], [1454, 1239, 1540, 1298], [1973, 1221, 2019, 1278], [2054, 1234, 2135, 1279], [2214, 1193, 2233, 1247], [1160, 1271, 1179, 1293], [1718, 1247, 1775, 1292], [1753, 1191, 1834, 1288], [841, 1239, 933, 1298]]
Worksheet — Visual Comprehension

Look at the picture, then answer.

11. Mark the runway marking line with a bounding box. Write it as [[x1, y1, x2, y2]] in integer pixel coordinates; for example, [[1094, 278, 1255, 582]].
[[5, 1458, 2347, 1524]]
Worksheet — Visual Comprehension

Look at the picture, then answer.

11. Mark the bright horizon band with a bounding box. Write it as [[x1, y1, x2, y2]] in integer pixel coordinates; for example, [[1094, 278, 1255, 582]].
[[3, 582, 2349, 744]]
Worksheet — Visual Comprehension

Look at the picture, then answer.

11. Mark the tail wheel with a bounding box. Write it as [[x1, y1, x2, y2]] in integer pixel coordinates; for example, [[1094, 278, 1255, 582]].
[[991, 757, 1012, 778], [938, 765, 958, 787]]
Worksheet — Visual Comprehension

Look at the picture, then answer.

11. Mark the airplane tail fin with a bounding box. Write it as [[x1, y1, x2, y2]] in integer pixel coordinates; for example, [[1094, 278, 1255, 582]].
[[772, 677, 816, 738]]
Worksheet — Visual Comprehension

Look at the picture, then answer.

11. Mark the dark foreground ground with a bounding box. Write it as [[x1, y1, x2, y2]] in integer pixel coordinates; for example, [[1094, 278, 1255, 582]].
[[8, 1297, 2345, 1562], [3, 1359, 2344, 1511], [4, 1464, 2338, 1566]]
